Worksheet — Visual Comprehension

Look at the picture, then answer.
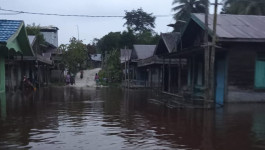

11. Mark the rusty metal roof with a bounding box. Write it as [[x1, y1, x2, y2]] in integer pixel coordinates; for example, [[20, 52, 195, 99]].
[[193, 13, 265, 42]]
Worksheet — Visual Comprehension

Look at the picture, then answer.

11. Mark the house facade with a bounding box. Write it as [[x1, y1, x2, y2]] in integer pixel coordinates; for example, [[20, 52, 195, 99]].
[[40, 26, 62, 82], [0, 20, 34, 92], [153, 32, 187, 92], [120, 48, 133, 87], [176, 13, 265, 104]]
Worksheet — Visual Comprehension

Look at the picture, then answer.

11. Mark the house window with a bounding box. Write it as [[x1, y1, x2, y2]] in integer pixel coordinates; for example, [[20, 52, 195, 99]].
[[255, 54, 265, 88]]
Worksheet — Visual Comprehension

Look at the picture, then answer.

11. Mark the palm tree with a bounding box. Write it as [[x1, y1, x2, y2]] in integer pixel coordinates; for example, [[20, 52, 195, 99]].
[[172, 0, 206, 19], [222, 0, 265, 15], [171, 0, 206, 31]]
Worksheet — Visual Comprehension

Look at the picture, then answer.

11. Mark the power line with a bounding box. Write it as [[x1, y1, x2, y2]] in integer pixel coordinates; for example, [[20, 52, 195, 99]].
[[0, 12, 20, 15], [0, 8, 172, 18]]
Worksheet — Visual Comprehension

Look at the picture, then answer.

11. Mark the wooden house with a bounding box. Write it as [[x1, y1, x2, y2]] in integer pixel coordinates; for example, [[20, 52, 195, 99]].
[[24, 35, 53, 87], [120, 45, 161, 88], [176, 13, 265, 104], [0, 20, 34, 92], [120, 48, 133, 87], [131, 45, 157, 83], [153, 32, 187, 92], [39, 26, 64, 83]]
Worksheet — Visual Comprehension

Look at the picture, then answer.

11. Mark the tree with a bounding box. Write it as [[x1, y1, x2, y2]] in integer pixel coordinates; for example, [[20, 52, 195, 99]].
[[120, 28, 136, 49], [123, 8, 156, 33], [62, 37, 88, 74], [135, 31, 160, 45], [99, 49, 122, 83], [26, 23, 45, 45], [87, 43, 97, 55], [222, 0, 265, 15], [172, 0, 206, 20], [96, 32, 121, 57]]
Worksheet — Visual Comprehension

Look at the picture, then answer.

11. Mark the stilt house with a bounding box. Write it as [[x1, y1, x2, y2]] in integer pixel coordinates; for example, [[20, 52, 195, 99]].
[[176, 13, 265, 104]]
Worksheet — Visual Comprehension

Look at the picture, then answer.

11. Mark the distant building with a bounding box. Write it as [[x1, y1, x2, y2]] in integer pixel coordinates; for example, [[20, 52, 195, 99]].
[[40, 26, 59, 47], [91, 54, 102, 68], [40, 26, 63, 82]]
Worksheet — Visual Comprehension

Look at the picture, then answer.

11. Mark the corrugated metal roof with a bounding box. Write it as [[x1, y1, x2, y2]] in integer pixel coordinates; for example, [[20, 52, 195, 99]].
[[193, 13, 265, 41], [0, 20, 22, 42], [161, 32, 180, 53], [91, 54, 102, 62], [120, 49, 132, 63], [133, 45, 156, 60]]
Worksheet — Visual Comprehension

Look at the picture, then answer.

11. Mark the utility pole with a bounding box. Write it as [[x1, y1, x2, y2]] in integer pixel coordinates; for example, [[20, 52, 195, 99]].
[[209, 0, 219, 101], [127, 48, 130, 89], [124, 46, 127, 88], [204, 0, 210, 104]]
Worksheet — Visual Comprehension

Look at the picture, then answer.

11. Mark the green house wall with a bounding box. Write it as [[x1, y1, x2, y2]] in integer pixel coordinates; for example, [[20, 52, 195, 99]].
[[0, 21, 34, 93], [0, 56, 5, 93]]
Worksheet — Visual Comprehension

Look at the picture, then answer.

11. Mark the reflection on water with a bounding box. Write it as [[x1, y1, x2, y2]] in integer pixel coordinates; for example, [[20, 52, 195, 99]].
[[0, 87, 265, 149]]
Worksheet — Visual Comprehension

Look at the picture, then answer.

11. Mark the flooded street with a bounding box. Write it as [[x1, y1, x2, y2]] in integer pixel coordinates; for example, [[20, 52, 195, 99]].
[[0, 87, 265, 150]]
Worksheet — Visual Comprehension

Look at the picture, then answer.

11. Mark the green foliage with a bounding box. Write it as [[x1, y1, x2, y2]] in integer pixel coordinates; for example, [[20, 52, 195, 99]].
[[120, 28, 136, 49], [172, 0, 206, 19], [100, 49, 122, 83], [94, 8, 159, 82], [26, 23, 45, 45], [96, 32, 121, 56], [58, 44, 67, 53], [172, 0, 206, 31], [96, 30, 159, 56], [221, 0, 265, 15], [124, 8, 156, 33], [135, 31, 160, 45], [62, 37, 88, 74], [87, 43, 97, 55]]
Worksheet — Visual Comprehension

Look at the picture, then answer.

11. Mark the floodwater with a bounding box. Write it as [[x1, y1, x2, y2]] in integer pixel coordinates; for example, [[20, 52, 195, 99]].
[[0, 87, 265, 150]]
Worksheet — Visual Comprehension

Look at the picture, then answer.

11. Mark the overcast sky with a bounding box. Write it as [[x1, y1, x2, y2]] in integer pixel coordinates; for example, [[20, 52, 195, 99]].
[[0, 0, 221, 45]]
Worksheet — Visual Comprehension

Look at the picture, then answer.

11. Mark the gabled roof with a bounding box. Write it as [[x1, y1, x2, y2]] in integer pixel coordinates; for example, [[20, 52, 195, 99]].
[[133, 45, 156, 60], [91, 54, 102, 62], [161, 32, 180, 53], [0, 20, 22, 42], [192, 13, 265, 42], [0, 20, 34, 56], [155, 32, 180, 55], [120, 49, 132, 63]]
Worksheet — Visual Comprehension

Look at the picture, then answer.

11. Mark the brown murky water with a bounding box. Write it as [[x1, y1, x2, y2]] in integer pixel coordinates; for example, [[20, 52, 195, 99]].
[[0, 87, 265, 150]]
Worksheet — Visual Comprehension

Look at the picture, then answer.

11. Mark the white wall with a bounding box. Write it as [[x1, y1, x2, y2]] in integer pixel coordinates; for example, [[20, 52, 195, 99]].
[[41, 31, 58, 47]]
